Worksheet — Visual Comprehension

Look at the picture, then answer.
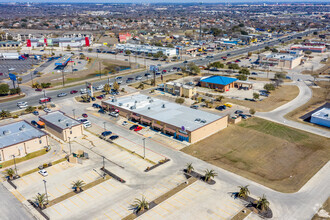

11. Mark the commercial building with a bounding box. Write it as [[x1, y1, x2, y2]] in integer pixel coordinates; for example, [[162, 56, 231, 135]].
[[115, 43, 177, 57], [55, 54, 73, 68], [27, 37, 91, 48], [0, 41, 21, 48], [39, 111, 83, 142], [290, 45, 326, 53], [258, 51, 303, 69], [102, 94, 228, 143], [310, 108, 330, 128], [0, 121, 49, 162], [200, 75, 238, 92], [0, 53, 20, 60], [164, 82, 197, 98]]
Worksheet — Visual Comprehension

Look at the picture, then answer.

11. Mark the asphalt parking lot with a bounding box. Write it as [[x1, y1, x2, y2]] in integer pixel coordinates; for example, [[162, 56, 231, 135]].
[[0, 58, 40, 79]]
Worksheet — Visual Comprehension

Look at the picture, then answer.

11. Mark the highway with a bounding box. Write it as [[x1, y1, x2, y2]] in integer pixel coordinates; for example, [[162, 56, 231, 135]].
[[0, 28, 321, 112]]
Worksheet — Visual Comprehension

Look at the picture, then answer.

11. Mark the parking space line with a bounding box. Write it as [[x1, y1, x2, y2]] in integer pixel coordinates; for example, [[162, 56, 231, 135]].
[[171, 197, 185, 206], [15, 190, 26, 201], [163, 200, 176, 209], [77, 194, 88, 204], [175, 194, 191, 202], [50, 206, 62, 216], [158, 204, 171, 214], [213, 211, 227, 220], [103, 213, 112, 219], [11, 191, 22, 202], [20, 178, 28, 185], [228, 200, 242, 208], [222, 203, 239, 212], [106, 181, 117, 188], [99, 185, 111, 192], [182, 189, 195, 197], [119, 204, 129, 212], [63, 184, 71, 190], [61, 203, 71, 212], [56, 187, 64, 194], [84, 191, 94, 199], [47, 191, 55, 200], [150, 208, 164, 218], [91, 188, 102, 195], [110, 208, 123, 218], [217, 207, 233, 217], [158, 183, 171, 190], [69, 198, 80, 207]]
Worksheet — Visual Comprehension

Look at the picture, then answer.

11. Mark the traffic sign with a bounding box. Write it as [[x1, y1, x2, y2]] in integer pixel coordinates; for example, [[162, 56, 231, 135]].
[[9, 73, 17, 81]]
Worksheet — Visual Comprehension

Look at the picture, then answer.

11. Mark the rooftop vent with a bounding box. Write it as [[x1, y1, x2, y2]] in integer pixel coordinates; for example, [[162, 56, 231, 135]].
[[3, 130, 10, 135], [66, 123, 70, 127], [130, 106, 136, 110], [162, 104, 165, 108], [201, 119, 206, 123], [119, 103, 123, 106], [149, 99, 153, 103], [148, 107, 151, 110], [147, 96, 151, 99], [19, 125, 26, 131], [58, 119, 62, 122], [195, 118, 201, 122]]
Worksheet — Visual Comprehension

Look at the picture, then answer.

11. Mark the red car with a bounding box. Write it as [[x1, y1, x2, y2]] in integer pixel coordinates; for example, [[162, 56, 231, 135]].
[[134, 126, 142, 132], [35, 88, 42, 91], [82, 113, 88, 118], [96, 95, 104, 99], [162, 70, 167, 73], [70, 90, 78, 94]]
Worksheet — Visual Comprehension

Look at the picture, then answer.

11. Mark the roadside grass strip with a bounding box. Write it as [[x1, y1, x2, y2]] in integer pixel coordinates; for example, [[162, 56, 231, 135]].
[[20, 158, 67, 177], [46, 174, 111, 207], [122, 177, 197, 220], [0, 149, 48, 169]]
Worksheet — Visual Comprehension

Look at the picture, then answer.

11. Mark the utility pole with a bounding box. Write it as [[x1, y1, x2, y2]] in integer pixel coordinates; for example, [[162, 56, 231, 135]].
[[12, 155, 18, 176], [68, 137, 72, 155], [43, 180, 49, 204], [99, 61, 101, 79], [199, 2, 202, 42], [30, 71, 34, 87], [103, 122, 106, 131], [62, 69, 65, 87], [72, 109, 75, 119], [143, 138, 146, 159]]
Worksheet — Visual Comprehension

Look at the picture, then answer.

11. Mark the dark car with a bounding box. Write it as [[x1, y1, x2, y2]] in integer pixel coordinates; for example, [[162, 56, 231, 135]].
[[35, 88, 42, 92], [82, 113, 88, 118], [109, 135, 119, 140], [190, 105, 199, 109], [235, 110, 243, 114], [92, 103, 101, 108], [31, 120, 38, 126], [101, 131, 112, 136], [98, 109, 105, 114], [216, 105, 226, 111], [129, 125, 138, 130], [145, 73, 151, 77], [183, 60, 188, 63], [32, 111, 39, 116], [96, 95, 105, 99], [239, 114, 248, 119], [70, 90, 78, 94]]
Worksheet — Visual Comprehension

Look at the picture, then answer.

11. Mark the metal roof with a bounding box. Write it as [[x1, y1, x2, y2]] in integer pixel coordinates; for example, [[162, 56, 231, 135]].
[[0, 121, 46, 149], [104, 94, 223, 132], [39, 111, 81, 130], [311, 108, 330, 121], [200, 75, 238, 85]]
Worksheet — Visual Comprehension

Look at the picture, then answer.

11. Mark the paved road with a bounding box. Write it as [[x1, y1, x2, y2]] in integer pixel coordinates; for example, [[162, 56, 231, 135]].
[[0, 28, 321, 112], [0, 184, 34, 220], [256, 81, 330, 138]]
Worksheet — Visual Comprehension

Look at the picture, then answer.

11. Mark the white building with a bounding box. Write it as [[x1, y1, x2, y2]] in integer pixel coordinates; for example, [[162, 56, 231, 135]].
[[310, 108, 330, 128], [115, 44, 177, 57]]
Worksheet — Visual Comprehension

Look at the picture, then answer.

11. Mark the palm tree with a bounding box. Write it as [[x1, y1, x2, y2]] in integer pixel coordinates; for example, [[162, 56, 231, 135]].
[[132, 196, 149, 213], [34, 193, 47, 209], [186, 163, 194, 173], [256, 194, 270, 211], [238, 185, 250, 198], [71, 180, 85, 192], [4, 168, 15, 179], [204, 169, 217, 182]]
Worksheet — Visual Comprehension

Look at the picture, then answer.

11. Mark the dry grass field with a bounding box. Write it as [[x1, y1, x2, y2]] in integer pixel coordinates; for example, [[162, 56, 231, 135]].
[[181, 117, 330, 193], [222, 85, 299, 112]]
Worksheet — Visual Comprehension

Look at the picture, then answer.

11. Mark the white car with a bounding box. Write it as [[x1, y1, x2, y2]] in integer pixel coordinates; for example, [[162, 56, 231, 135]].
[[9, 68, 15, 71], [17, 101, 27, 106], [96, 85, 104, 90], [122, 121, 128, 126], [44, 108, 51, 113], [109, 112, 119, 117], [18, 104, 28, 109], [38, 169, 48, 177], [80, 89, 87, 94], [83, 122, 92, 128]]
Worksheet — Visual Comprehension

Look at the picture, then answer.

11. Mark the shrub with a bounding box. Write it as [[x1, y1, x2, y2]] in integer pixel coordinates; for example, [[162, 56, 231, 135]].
[[236, 74, 247, 81], [12, 115, 19, 119], [249, 108, 256, 115], [264, 83, 275, 92], [175, 97, 185, 104]]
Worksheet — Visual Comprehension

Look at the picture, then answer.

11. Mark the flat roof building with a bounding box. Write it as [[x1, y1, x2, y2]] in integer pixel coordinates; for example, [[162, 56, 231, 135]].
[[115, 43, 177, 57], [164, 82, 197, 98], [258, 52, 303, 69], [102, 94, 228, 143], [290, 45, 326, 53], [0, 121, 49, 162], [310, 108, 330, 128], [39, 111, 83, 142]]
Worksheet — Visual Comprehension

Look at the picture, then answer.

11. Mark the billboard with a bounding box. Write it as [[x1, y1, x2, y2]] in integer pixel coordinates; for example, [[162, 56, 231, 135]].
[[149, 65, 159, 72], [9, 73, 17, 81]]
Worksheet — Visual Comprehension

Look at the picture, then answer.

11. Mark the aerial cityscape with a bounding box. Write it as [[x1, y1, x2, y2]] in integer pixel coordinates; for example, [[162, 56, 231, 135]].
[[0, 1, 329, 220]]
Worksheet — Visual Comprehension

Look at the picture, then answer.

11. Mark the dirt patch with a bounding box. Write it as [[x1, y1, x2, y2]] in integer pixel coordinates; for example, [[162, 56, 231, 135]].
[[222, 85, 299, 112], [181, 117, 330, 193]]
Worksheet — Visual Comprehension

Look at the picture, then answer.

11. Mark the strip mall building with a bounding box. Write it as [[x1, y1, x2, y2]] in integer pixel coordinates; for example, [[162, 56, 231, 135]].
[[102, 94, 228, 143]]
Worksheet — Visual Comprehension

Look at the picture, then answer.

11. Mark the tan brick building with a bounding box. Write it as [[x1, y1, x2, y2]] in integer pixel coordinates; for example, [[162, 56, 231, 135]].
[[0, 121, 49, 162], [164, 82, 197, 98]]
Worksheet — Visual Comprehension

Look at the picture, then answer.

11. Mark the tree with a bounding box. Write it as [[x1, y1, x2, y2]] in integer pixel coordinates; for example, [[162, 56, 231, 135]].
[[239, 23, 245, 27], [249, 108, 256, 115], [0, 110, 11, 119], [137, 83, 145, 90], [4, 168, 15, 179], [228, 63, 240, 69], [175, 97, 185, 104], [125, 50, 131, 55], [236, 74, 247, 81], [0, 83, 9, 95], [34, 193, 47, 209], [210, 61, 224, 69], [67, 45, 71, 51], [204, 169, 217, 182], [71, 180, 85, 192], [17, 77, 22, 84], [113, 81, 120, 91], [103, 83, 111, 94], [271, 48, 278, 53], [216, 95, 224, 102], [264, 46, 270, 51], [167, 43, 174, 48], [132, 196, 149, 213], [247, 52, 252, 57], [238, 185, 250, 198], [241, 30, 248, 35], [253, 92, 260, 100], [25, 106, 36, 113], [186, 163, 194, 173], [256, 194, 270, 211], [274, 73, 286, 79], [88, 48, 93, 53], [37, 72, 42, 77], [239, 68, 250, 75], [264, 83, 275, 92], [187, 62, 200, 75]]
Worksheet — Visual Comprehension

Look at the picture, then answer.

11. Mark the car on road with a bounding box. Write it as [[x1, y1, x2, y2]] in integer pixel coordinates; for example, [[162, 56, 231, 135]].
[[145, 73, 151, 77], [39, 97, 52, 104], [115, 76, 123, 83], [183, 61, 188, 63], [190, 105, 199, 109], [98, 109, 105, 114], [101, 131, 112, 136], [129, 125, 138, 130], [35, 88, 42, 92], [17, 102, 27, 106], [235, 110, 243, 114], [122, 121, 128, 126], [33, 111, 39, 116], [73, 69, 78, 71], [8, 68, 15, 71], [286, 76, 291, 79], [38, 169, 48, 177], [92, 103, 101, 108], [156, 72, 161, 75], [57, 92, 67, 97], [44, 108, 51, 113], [109, 135, 119, 140], [109, 112, 119, 117], [135, 75, 142, 80], [80, 89, 87, 94], [224, 103, 232, 108], [134, 126, 143, 132], [70, 90, 78, 94], [251, 72, 258, 75], [126, 78, 134, 83], [18, 104, 28, 109], [82, 113, 88, 118], [162, 70, 167, 74]]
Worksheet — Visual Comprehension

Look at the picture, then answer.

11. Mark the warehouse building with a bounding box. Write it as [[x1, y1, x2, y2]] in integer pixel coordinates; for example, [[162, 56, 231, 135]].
[[258, 52, 303, 69], [115, 43, 177, 57], [290, 45, 326, 53], [39, 111, 83, 142], [102, 94, 228, 143], [27, 37, 91, 48], [310, 108, 330, 128], [0, 121, 49, 162]]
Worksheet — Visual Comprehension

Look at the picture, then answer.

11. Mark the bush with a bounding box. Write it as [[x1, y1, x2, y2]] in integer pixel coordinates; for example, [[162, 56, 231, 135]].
[[264, 83, 275, 92], [12, 115, 19, 119], [239, 68, 250, 75], [228, 63, 240, 69], [249, 108, 256, 115], [175, 97, 185, 104], [253, 92, 260, 100], [25, 106, 36, 113], [236, 74, 247, 81]]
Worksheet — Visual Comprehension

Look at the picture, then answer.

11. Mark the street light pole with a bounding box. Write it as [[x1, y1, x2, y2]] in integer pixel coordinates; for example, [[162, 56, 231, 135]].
[[43, 180, 48, 204], [68, 137, 72, 155], [103, 122, 106, 131], [72, 109, 75, 119], [143, 138, 146, 159], [12, 155, 18, 176]]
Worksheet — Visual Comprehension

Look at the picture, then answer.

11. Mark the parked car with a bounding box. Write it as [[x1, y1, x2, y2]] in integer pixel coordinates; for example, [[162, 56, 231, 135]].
[[92, 103, 101, 108], [224, 103, 232, 108], [183, 60, 188, 63], [162, 70, 167, 74], [18, 104, 28, 109], [82, 113, 88, 118], [101, 131, 112, 136], [38, 169, 48, 177], [216, 105, 226, 111], [57, 92, 67, 97], [96, 94, 105, 99], [239, 114, 248, 119], [43, 108, 51, 113], [98, 109, 105, 114], [122, 121, 128, 126], [235, 110, 243, 114], [109, 112, 119, 117], [73, 68, 78, 72], [126, 78, 134, 83], [190, 105, 199, 109], [35, 88, 43, 92], [129, 125, 138, 130], [31, 120, 38, 126], [78, 118, 88, 123], [134, 126, 143, 132], [70, 90, 78, 94], [109, 135, 119, 140], [32, 111, 39, 116]]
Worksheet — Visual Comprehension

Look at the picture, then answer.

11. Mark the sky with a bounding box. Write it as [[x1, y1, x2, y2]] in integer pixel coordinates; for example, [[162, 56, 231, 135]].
[[0, 0, 329, 3]]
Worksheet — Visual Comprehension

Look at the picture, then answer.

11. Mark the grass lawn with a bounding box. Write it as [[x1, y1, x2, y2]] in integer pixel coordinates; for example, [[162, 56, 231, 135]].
[[0, 94, 25, 103], [285, 81, 330, 129], [312, 197, 330, 220], [222, 85, 299, 112], [20, 158, 67, 177], [181, 117, 330, 193], [0, 149, 48, 169]]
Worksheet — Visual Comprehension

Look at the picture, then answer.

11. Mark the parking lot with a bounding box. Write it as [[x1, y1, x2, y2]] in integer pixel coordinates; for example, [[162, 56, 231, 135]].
[[0, 58, 40, 79]]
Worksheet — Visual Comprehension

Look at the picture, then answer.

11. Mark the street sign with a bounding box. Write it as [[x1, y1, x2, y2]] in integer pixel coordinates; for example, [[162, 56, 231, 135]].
[[9, 73, 17, 81]]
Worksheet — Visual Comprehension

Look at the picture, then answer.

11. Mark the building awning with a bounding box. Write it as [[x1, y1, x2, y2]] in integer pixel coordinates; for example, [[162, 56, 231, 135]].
[[131, 114, 140, 120], [141, 118, 151, 123], [153, 123, 163, 129], [165, 127, 176, 133]]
